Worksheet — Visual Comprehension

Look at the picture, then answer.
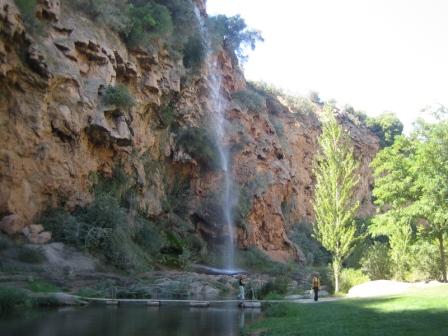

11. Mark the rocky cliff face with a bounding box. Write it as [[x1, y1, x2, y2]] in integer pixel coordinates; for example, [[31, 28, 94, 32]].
[[0, 0, 379, 261]]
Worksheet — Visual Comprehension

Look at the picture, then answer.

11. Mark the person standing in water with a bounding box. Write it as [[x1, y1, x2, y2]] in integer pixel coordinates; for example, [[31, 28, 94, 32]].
[[312, 273, 320, 302]]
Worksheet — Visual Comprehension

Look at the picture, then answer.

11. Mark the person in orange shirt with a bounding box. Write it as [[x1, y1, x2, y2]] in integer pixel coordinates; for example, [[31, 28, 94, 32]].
[[312, 273, 321, 302]]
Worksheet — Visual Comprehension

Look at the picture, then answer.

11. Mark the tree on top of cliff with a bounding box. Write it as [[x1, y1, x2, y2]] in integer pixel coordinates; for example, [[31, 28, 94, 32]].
[[366, 112, 403, 148], [312, 105, 362, 293], [208, 14, 264, 64], [343, 107, 403, 148]]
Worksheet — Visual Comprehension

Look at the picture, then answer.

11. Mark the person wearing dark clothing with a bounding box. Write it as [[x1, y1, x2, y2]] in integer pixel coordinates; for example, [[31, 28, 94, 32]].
[[312, 274, 320, 302]]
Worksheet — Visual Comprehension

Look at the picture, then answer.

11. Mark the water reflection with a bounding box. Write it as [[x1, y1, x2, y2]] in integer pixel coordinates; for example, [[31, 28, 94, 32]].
[[0, 305, 261, 336]]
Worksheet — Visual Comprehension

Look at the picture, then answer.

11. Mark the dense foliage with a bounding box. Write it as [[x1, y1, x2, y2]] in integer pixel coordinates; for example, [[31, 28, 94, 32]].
[[231, 89, 265, 111], [338, 268, 369, 293], [208, 14, 263, 64], [371, 111, 448, 282], [102, 84, 135, 109], [40, 166, 203, 271], [251, 81, 317, 116], [344, 107, 403, 148], [14, 0, 41, 31], [366, 112, 403, 148], [175, 127, 221, 170], [63, 0, 262, 69]]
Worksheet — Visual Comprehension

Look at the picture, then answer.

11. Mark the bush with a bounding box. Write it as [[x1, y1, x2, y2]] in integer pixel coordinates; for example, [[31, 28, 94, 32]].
[[235, 247, 294, 275], [339, 268, 369, 293], [17, 246, 45, 264], [0, 288, 31, 317], [27, 280, 60, 293], [162, 176, 190, 215], [126, 2, 173, 48], [289, 223, 331, 266], [156, 93, 179, 129], [182, 36, 206, 69], [176, 127, 220, 170], [76, 287, 104, 298], [360, 242, 392, 280], [408, 240, 443, 281], [14, 0, 41, 31], [40, 193, 147, 271], [39, 208, 80, 246], [102, 84, 134, 109], [40, 167, 201, 272], [234, 186, 252, 230], [250, 81, 316, 116], [33, 296, 61, 307], [68, 0, 131, 34], [0, 233, 12, 251], [258, 275, 290, 299], [231, 89, 265, 112]]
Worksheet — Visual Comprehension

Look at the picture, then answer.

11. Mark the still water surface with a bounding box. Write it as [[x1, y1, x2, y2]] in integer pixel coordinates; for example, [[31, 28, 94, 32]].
[[0, 305, 262, 336]]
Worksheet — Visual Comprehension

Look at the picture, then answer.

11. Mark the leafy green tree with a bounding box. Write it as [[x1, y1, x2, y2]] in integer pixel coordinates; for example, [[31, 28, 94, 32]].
[[370, 136, 417, 279], [312, 105, 361, 292], [412, 117, 448, 282], [208, 14, 263, 64], [366, 112, 403, 148], [371, 117, 448, 282]]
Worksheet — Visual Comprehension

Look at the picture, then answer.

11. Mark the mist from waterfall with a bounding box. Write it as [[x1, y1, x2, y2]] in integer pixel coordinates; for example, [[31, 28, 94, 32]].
[[194, 7, 237, 271]]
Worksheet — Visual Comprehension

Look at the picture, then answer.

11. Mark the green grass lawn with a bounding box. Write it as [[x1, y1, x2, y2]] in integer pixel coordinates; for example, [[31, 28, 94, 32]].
[[246, 285, 448, 336]]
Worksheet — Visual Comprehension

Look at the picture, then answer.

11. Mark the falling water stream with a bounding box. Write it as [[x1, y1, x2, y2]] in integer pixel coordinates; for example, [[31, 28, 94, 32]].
[[194, 8, 239, 272]]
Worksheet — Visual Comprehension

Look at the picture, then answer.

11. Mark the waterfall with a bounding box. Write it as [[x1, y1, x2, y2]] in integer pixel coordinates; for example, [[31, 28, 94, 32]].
[[194, 8, 237, 271]]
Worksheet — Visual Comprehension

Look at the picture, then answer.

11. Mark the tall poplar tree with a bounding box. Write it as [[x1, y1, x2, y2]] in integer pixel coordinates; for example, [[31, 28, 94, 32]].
[[313, 105, 361, 292]]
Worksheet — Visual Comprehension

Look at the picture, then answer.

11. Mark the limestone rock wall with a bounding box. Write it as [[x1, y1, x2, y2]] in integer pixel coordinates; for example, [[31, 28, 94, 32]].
[[0, 0, 379, 261]]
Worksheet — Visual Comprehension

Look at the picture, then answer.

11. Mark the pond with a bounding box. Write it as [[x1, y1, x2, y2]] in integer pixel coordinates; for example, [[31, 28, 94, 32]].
[[0, 304, 262, 336]]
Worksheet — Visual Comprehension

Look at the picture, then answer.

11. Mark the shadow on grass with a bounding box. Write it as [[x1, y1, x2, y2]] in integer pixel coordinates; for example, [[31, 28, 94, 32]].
[[248, 291, 448, 336]]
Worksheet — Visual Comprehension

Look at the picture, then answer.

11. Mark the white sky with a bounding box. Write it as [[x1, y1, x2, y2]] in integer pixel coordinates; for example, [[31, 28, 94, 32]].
[[207, 0, 448, 132]]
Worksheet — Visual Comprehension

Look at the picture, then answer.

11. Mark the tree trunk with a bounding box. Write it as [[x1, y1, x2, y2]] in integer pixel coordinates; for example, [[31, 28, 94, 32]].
[[333, 258, 341, 293], [438, 233, 447, 283]]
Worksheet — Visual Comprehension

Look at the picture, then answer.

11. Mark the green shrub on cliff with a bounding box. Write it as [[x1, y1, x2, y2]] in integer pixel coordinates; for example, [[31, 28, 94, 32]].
[[155, 93, 180, 129], [250, 81, 317, 116], [126, 2, 173, 48], [69, 0, 131, 34], [231, 89, 265, 112], [67, 0, 173, 48], [182, 36, 206, 69], [14, 0, 42, 31], [176, 127, 221, 170], [102, 84, 135, 110]]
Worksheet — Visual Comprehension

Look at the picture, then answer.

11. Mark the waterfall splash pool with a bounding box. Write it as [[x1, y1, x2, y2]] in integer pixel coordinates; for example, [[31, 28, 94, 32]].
[[0, 305, 262, 336]]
